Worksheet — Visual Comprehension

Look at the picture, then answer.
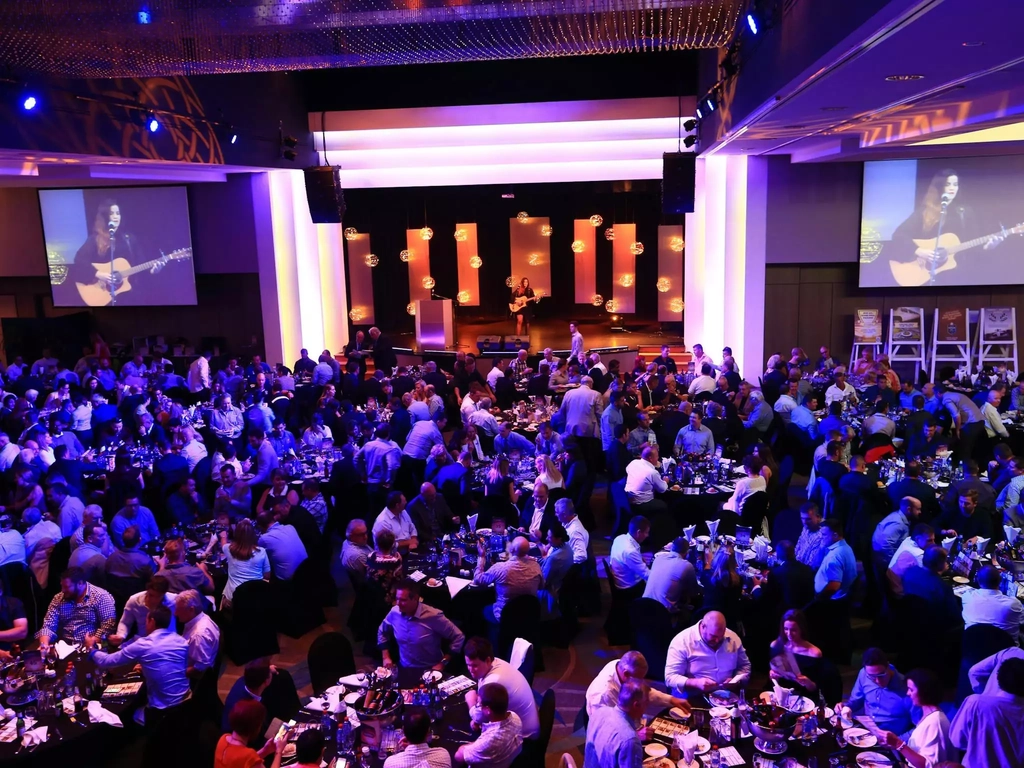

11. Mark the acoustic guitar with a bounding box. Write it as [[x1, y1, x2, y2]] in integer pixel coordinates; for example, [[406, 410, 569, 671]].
[[508, 294, 541, 313], [888, 224, 1023, 287], [75, 248, 193, 306]]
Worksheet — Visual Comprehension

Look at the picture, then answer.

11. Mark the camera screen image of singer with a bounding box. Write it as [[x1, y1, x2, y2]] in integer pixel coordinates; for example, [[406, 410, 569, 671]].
[[40, 186, 197, 307], [860, 158, 1024, 288]]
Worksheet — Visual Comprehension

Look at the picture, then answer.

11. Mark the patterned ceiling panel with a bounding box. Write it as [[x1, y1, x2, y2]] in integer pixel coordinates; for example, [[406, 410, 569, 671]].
[[0, 1, 741, 77]]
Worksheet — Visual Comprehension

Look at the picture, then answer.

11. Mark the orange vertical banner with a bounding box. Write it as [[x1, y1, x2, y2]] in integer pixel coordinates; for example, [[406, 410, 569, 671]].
[[509, 216, 551, 299], [573, 220, 596, 304], [406, 229, 432, 304], [455, 223, 480, 307], [658, 224, 684, 322], [611, 223, 637, 314], [345, 233, 376, 325]]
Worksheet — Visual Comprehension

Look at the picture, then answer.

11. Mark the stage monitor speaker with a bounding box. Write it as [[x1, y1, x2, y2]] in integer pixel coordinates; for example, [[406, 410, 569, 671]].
[[477, 335, 503, 353], [662, 152, 696, 215], [303, 166, 347, 223], [504, 336, 530, 351]]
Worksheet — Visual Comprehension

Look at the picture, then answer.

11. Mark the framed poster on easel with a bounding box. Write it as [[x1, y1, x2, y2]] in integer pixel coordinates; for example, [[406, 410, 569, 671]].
[[851, 308, 884, 368], [930, 307, 972, 381], [886, 307, 926, 381], [978, 307, 1018, 374]]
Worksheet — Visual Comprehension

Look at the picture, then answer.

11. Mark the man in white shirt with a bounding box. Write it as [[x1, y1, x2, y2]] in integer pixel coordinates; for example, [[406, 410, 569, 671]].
[[463, 637, 539, 739], [31, 349, 59, 377], [372, 491, 418, 550], [625, 444, 668, 516], [0, 433, 19, 472], [553, 498, 588, 564], [963, 565, 1024, 643], [586, 650, 689, 718], [609, 516, 650, 598], [687, 364, 717, 396], [569, 322, 585, 367], [643, 537, 699, 615], [174, 589, 220, 679], [187, 352, 212, 394], [665, 611, 751, 700], [982, 389, 1010, 440], [690, 344, 716, 375], [862, 402, 896, 439], [588, 353, 608, 376], [825, 370, 858, 407], [111, 576, 177, 646], [486, 358, 508, 391], [468, 397, 501, 437], [773, 381, 800, 424]]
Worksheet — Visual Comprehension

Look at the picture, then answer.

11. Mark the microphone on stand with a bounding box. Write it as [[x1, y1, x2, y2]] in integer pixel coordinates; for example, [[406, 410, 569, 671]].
[[940, 193, 951, 210]]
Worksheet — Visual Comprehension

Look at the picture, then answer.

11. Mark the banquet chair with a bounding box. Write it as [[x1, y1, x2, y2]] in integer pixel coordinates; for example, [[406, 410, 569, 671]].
[[892, 595, 946, 675], [225, 579, 279, 665], [773, 455, 795, 512], [808, 478, 835, 520], [497, 595, 543, 670], [551, 563, 583, 646], [739, 491, 770, 536], [275, 559, 327, 639], [307, 632, 356, 696], [601, 558, 632, 646], [628, 598, 674, 680], [105, 574, 148, 616], [44, 536, 73, 598], [510, 638, 535, 686], [956, 624, 1014, 703], [511, 689, 556, 768], [608, 479, 632, 538]]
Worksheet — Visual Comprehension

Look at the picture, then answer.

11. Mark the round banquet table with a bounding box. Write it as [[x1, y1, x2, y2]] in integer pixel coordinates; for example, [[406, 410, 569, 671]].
[[401, 549, 497, 642], [643, 706, 902, 768], [0, 651, 140, 765]]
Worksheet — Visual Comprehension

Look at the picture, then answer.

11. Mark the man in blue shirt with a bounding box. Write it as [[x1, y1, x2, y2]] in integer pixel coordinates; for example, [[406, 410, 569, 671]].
[[817, 401, 847, 440], [268, 419, 297, 458], [110, 494, 161, 549], [790, 394, 819, 443], [899, 381, 922, 411], [584, 679, 646, 768], [814, 518, 857, 600], [902, 545, 961, 625], [872, 496, 923, 565], [844, 648, 915, 736], [493, 422, 535, 458]]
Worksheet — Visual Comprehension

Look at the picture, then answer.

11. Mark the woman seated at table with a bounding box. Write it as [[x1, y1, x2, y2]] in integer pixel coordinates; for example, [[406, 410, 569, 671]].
[[484, 457, 519, 505], [215, 699, 287, 768], [366, 529, 404, 604], [567, 362, 583, 386], [216, 518, 271, 609], [768, 609, 823, 693], [880, 668, 953, 768], [535, 454, 564, 490], [301, 413, 333, 450], [723, 454, 766, 513], [703, 542, 743, 623], [256, 468, 299, 516], [549, 358, 569, 388], [753, 443, 779, 497]]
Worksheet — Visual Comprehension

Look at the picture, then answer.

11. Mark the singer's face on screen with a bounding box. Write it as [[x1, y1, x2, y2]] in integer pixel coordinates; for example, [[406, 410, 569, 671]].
[[943, 175, 959, 201]]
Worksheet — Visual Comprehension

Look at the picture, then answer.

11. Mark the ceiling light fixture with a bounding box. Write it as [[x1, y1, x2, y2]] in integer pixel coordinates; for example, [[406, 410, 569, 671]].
[[885, 74, 924, 81]]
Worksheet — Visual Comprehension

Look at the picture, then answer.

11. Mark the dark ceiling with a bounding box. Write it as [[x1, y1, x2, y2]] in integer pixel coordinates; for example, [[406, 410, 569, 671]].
[[0, 0, 742, 78]]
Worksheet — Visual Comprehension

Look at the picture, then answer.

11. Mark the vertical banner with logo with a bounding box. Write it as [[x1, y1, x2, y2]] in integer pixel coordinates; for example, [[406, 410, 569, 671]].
[[978, 307, 1018, 375], [853, 309, 883, 344], [887, 306, 926, 379], [930, 307, 971, 381], [938, 308, 967, 342]]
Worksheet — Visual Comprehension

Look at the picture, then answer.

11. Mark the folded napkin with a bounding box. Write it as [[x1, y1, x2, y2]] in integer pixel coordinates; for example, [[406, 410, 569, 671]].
[[683, 525, 697, 542], [753, 539, 769, 561], [304, 693, 344, 714], [337, 673, 368, 688], [408, 570, 427, 582], [21, 725, 47, 748], [447, 576, 473, 599], [734, 550, 745, 568], [468, 514, 479, 532], [941, 536, 957, 553], [1005, 526, 1021, 545], [54, 640, 78, 660], [973, 537, 991, 554], [706, 519, 720, 540], [772, 680, 792, 709], [86, 700, 123, 727], [676, 729, 701, 764]]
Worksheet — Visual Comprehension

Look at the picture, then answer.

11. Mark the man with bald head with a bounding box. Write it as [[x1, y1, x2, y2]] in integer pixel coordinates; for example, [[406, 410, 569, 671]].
[[473, 536, 543, 623], [586, 650, 690, 718], [406, 482, 455, 542], [665, 610, 751, 699]]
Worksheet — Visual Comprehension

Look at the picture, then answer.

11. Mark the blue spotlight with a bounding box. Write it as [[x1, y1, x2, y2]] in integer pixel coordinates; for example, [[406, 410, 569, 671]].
[[22, 95, 38, 111], [231, 133, 238, 145], [747, 12, 759, 35], [147, 115, 159, 132]]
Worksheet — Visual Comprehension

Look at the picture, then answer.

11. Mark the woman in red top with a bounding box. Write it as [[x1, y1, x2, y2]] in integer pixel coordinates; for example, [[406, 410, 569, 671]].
[[215, 699, 287, 768]]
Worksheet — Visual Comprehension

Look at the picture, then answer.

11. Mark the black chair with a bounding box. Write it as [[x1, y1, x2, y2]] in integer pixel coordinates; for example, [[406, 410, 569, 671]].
[[275, 559, 327, 639], [771, 507, 802, 546], [512, 689, 556, 768], [602, 558, 631, 646], [892, 595, 946, 675], [552, 564, 583, 647], [105, 574, 147, 616], [608, 479, 631, 538], [225, 579, 279, 665], [497, 594, 542, 667], [956, 624, 1014, 703], [308, 632, 357, 696], [773, 454, 795, 511], [740, 491, 770, 535], [628, 598, 674, 681], [515, 642, 536, 687], [45, 536, 73, 596], [0, 561, 34, 635]]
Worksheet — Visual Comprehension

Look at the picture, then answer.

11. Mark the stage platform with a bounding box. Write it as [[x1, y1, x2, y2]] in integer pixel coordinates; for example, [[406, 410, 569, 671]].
[[392, 316, 685, 355]]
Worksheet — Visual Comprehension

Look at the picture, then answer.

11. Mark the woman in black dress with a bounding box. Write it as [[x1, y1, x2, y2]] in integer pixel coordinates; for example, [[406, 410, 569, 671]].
[[510, 277, 536, 335]]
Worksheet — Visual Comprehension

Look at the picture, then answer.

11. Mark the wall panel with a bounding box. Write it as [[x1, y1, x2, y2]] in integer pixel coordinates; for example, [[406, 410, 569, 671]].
[[572, 220, 597, 304], [657, 224, 684, 322], [508, 216, 552, 298], [455, 223, 480, 306], [345, 233, 376, 326], [406, 229, 433, 304], [611, 223, 637, 314]]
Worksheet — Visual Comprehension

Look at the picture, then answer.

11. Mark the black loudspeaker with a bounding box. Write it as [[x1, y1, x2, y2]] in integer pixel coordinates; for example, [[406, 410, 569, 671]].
[[477, 336, 503, 353], [504, 336, 530, 351], [303, 166, 347, 223], [662, 152, 696, 214]]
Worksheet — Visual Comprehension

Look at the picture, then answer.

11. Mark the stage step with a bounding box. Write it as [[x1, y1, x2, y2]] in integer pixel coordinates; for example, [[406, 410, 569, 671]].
[[636, 345, 692, 365], [338, 355, 375, 376]]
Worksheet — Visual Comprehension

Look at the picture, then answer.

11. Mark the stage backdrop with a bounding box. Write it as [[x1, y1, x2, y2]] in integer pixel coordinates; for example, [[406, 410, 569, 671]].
[[658, 225, 685, 322], [406, 229, 433, 305], [509, 216, 552, 298], [345, 233, 376, 325], [612, 223, 637, 314]]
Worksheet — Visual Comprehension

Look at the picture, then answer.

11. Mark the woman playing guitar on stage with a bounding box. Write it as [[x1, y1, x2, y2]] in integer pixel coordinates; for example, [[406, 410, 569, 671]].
[[509, 277, 539, 335]]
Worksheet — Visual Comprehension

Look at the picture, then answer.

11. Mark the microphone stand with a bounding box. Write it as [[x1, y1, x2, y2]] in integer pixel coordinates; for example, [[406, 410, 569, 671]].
[[107, 224, 118, 305], [930, 199, 949, 286], [430, 290, 466, 350]]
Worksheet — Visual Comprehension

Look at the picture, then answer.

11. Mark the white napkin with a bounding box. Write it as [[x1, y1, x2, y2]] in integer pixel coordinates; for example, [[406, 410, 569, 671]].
[[753, 539, 769, 561], [676, 730, 701, 764], [408, 570, 427, 582], [941, 537, 957, 553], [1005, 526, 1021, 545], [54, 640, 78, 660], [86, 700, 123, 727], [468, 514, 479, 532], [305, 693, 344, 713], [974, 537, 991, 554], [683, 525, 697, 542], [447, 576, 473, 599], [772, 680, 792, 708], [734, 550, 745, 569], [21, 725, 47, 748], [706, 519, 719, 540], [336, 673, 368, 688]]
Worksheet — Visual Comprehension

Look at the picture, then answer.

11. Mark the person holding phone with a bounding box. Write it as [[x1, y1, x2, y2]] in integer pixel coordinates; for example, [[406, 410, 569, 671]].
[[215, 699, 288, 768]]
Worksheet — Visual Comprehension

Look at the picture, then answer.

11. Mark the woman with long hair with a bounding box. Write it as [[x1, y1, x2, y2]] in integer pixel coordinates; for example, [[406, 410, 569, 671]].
[[880, 668, 954, 768], [366, 529, 403, 604], [534, 454, 563, 490], [256, 468, 299, 516], [768, 609, 826, 696], [484, 456, 519, 506], [510, 276, 536, 335], [217, 518, 271, 608]]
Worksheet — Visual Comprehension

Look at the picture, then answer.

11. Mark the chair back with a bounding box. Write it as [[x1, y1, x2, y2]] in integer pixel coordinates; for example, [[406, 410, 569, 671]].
[[775, 454, 795, 506], [956, 624, 1015, 703], [771, 507, 802, 546], [497, 594, 541, 661], [628, 598, 674, 679], [226, 579, 279, 665], [105, 574, 148, 615], [45, 536, 73, 594], [0, 562, 34, 634], [307, 632, 356, 696], [609, 479, 631, 538], [511, 639, 535, 687], [276, 558, 326, 638], [536, 689, 556, 757], [740, 491, 770, 532]]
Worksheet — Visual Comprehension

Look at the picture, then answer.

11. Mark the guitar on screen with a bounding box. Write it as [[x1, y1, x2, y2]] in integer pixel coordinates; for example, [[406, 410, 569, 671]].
[[888, 223, 1024, 287], [75, 247, 193, 306]]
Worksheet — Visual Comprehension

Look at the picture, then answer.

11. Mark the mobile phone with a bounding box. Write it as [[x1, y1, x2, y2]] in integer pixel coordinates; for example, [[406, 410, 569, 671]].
[[275, 719, 296, 740]]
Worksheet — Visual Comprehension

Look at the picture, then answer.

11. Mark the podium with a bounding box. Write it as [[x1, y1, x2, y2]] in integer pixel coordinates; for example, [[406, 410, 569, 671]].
[[415, 299, 454, 349]]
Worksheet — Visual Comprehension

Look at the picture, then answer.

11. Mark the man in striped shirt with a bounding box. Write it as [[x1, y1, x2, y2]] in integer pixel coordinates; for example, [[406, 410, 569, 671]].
[[38, 567, 117, 648]]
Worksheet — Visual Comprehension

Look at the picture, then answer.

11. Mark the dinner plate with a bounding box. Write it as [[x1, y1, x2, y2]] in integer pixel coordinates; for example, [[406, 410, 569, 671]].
[[669, 706, 691, 720], [422, 670, 443, 683], [343, 691, 362, 705], [844, 728, 877, 748], [855, 752, 892, 767], [641, 758, 674, 768], [782, 696, 815, 714], [695, 535, 711, 543], [709, 706, 733, 719], [709, 690, 738, 706], [475, 528, 492, 536], [953, 576, 970, 584], [693, 736, 711, 755], [426, 578, 443, 588], [706, 487, 719, 494], [644, 743, 669, 758]]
